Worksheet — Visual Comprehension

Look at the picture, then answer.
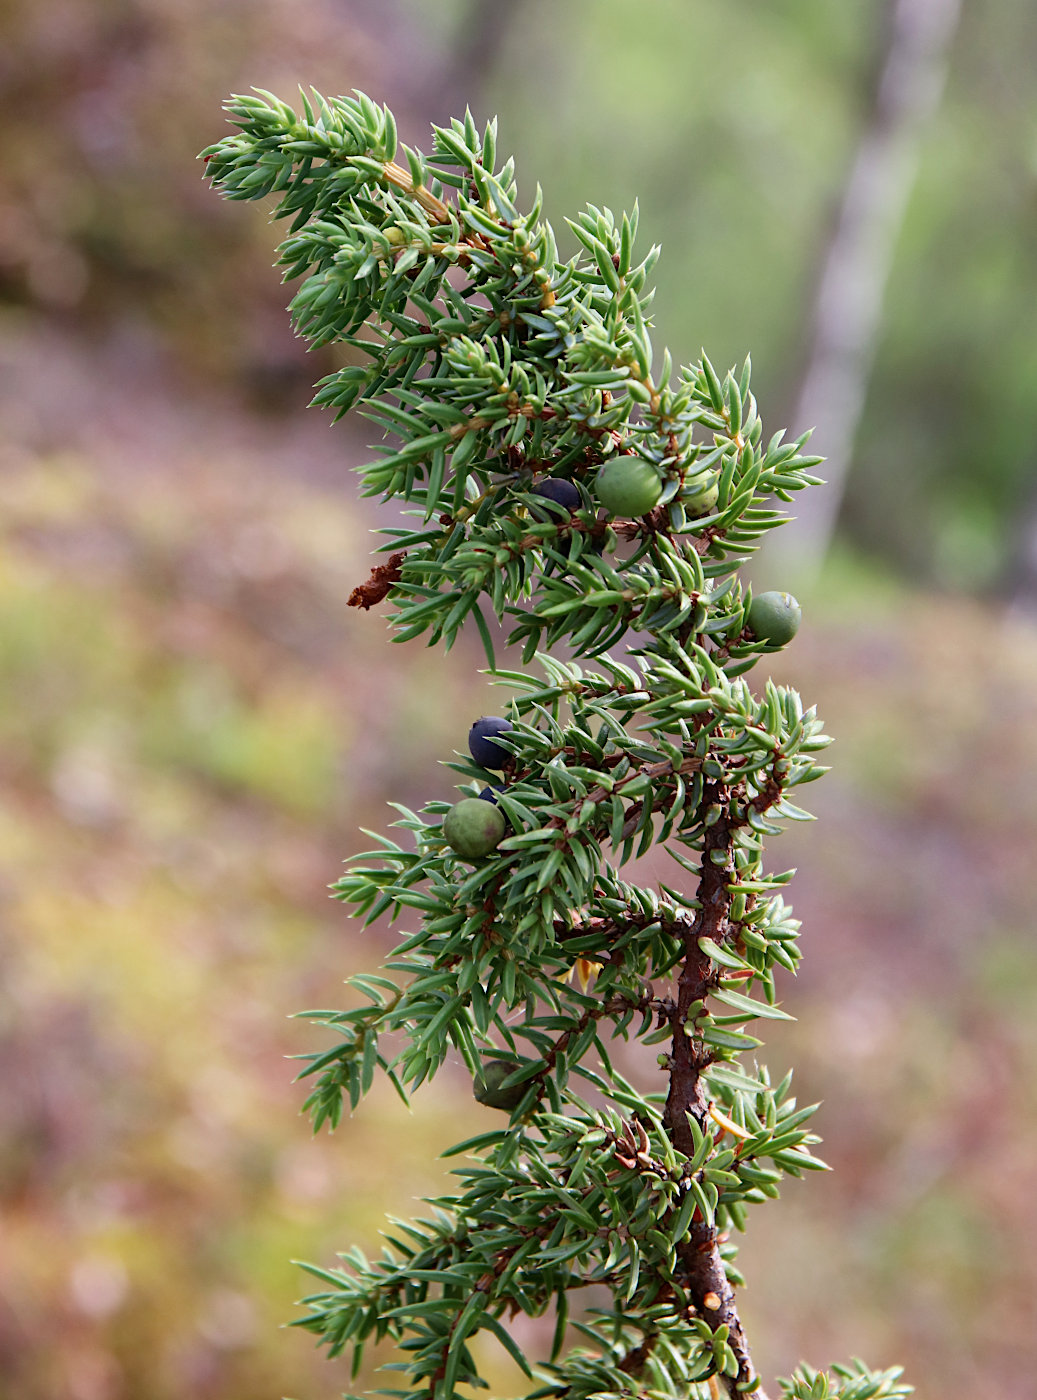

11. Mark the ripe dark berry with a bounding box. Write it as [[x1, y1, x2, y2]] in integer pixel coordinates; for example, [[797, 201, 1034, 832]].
[[473, 1058, 532, 1111], [478, 784, 502, 804], [593, 455, 663, 517], [442, 798, 506, 860], [468, 716, 513, 769], [532, 477, 580, 513], [746, 590, 801, 647]]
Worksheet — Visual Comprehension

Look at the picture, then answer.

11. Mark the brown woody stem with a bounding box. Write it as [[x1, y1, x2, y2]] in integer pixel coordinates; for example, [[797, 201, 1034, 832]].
[[664, 779, 767, 1399]]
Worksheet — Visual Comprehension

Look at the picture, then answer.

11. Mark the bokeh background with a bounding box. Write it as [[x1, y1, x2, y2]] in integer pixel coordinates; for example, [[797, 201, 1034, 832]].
[[1, 1, 1035, 1397]]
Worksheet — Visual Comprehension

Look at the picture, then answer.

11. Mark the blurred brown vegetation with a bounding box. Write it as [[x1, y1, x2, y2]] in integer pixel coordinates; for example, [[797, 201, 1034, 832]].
[[1, 2, 1035, 1398]]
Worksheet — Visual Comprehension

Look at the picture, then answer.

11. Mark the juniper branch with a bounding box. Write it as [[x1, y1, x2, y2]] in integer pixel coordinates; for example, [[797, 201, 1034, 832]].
[[203, 86, 909, 1400]]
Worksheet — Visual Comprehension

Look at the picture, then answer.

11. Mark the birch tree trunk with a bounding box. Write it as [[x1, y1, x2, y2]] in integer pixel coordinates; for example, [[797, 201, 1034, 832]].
[[765, 0, 963, 585]]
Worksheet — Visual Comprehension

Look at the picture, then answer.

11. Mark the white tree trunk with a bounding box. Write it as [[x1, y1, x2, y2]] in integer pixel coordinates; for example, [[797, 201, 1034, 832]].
[[765, 0, 963, 585]]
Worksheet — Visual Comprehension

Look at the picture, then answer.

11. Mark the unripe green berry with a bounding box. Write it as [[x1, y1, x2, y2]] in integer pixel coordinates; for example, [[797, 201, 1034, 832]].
[[746, 590, 801, 647], [593, 455, 662, 517], [473, 1058, 532, 1111], [684, 475, 719, 514], [442, 797, 506, 860]]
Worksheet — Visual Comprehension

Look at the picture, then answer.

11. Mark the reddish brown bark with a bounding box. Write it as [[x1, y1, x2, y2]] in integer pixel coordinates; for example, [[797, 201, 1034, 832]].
[[347, 551, 406, 610], [663, 781, 768, 1399]]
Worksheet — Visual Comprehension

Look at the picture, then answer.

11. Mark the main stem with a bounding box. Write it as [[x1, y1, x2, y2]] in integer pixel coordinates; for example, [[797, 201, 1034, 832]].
[[663, 779, 767, 1399]]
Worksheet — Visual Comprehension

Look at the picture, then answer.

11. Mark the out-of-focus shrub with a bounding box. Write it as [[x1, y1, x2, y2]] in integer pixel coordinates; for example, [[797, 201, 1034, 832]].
[[0, 0, 378, 392]]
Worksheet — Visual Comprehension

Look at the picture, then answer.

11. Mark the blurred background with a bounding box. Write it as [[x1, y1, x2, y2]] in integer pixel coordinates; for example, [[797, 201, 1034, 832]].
[[0, 1, 1035, 1396]]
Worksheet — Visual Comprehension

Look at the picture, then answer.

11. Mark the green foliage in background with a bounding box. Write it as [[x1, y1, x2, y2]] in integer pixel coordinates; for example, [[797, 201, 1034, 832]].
[[203, 88, 912, 1400], [3, 0, 1035, 584], [3, 0, 1034, 585]]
